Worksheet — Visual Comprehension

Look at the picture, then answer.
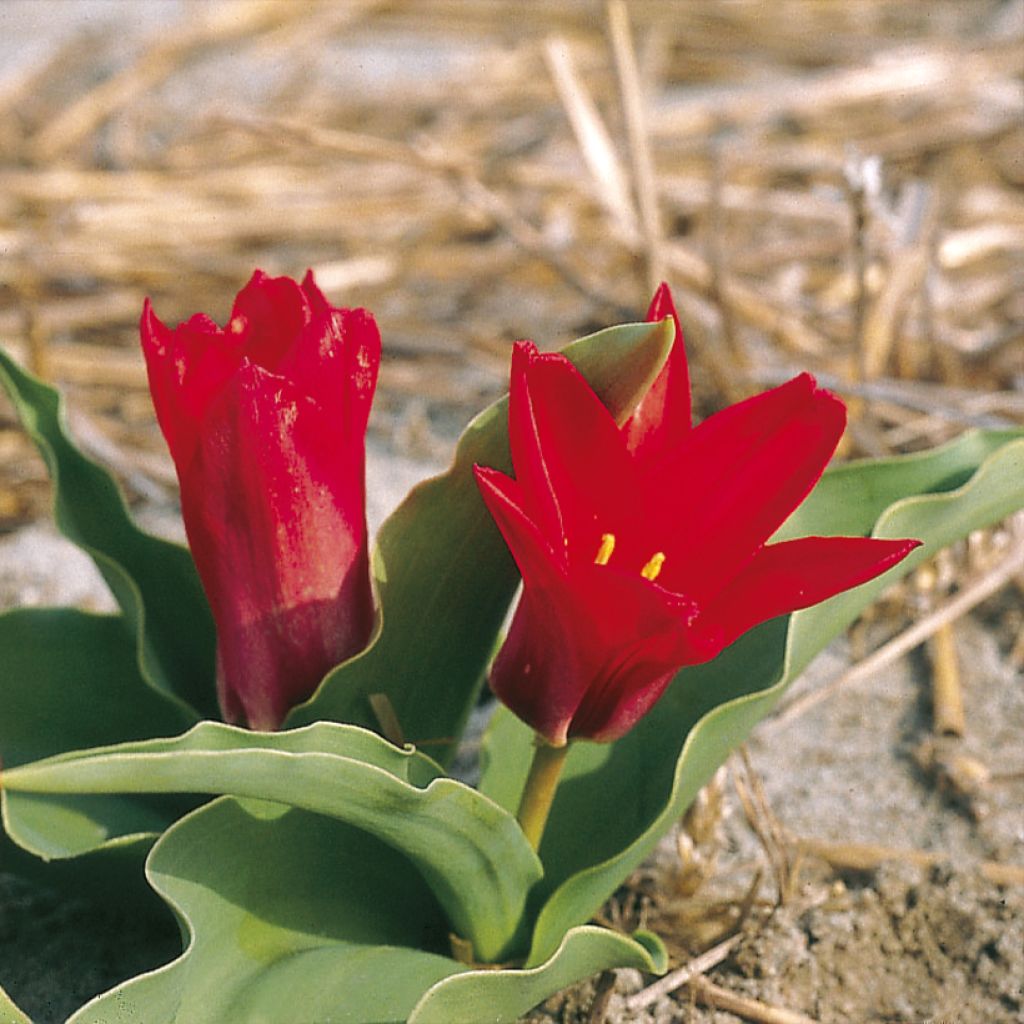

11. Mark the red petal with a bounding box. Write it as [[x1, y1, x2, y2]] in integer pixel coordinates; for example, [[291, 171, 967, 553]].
[[276, 306, 381, 436], [475, 463, 582, 744], [693, 535, 921, 652], [563, 568, 697, 742], [140, 299, 242, 470], [489, 588, 588, 747], [474, 464, 565, 578], [183, 362, 373, 730], [229, 271, 312, 372], [491, 564, 694, 746], [291, 270, 380, 438], [624, 282, 692, 460], [508, 341, 638, 559], [567, 660, 678, 743], [653, 374, 847, 600], [475, 468, 698, 745], [301, 268, 331, 315]]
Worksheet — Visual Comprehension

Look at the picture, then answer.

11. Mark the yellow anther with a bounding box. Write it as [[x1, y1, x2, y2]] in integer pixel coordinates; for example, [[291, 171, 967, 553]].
[[594, 533, 616, 566], [229, 315, 247, 335], [641, 552, 666, 582]]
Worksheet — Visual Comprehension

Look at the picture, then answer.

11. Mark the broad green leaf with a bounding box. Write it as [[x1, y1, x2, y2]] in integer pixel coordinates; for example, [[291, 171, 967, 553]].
[[479, 431, 1024, 964], [777, 428, 1023, 540], [0, 983, 32, 1024], [409, 926, 666, 1024], [3, 722, 541, 962], [68, 798, 462, 1024], [68, 797, 663, 1024], [0, 608, 199, 872], [0, 608, 196, 769], [785, 433, 1024, 679], [286, 319, 676, 763], [0, 350, 217, 718]]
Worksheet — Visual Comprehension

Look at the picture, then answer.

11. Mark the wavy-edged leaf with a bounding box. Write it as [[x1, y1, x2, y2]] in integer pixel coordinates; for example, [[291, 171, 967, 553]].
[[285, 319, 676, 763], [479, 431, 1024, 964], [66, 798, 663, 1024], [409, 926, 666, 1024], [3, 721, 541, 962], [67, 798, 461, 1024], [0, 350, 216, 717]]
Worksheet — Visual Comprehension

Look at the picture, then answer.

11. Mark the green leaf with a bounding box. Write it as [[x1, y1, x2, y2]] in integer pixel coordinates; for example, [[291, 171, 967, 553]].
[[3, 722, 541, 963], [776, 428, 1023, 540], [0, 983, 32, 1024], [0, 608, 200, 872], [409, 927, 666, 1024], [0, 608, 196, 769], [0, 349, 216, 718], [67, 798, 463, 1024], [479, 431, 1024, 964], [0, 606, 197, 872], [286, 319, 676, 763], [783, 431, 1024, 680], [67, 797, 663, 1024]]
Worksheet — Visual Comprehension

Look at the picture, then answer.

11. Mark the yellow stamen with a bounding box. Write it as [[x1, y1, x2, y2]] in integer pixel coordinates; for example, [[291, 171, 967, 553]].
[[641, 552, 666, 581], [229, 315, 247, 335], [594, 533, 616, 566]]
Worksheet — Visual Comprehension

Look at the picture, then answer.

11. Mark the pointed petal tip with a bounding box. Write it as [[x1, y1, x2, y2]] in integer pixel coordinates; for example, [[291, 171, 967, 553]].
[[646, 281, 677, 320], [779, 370, 847, 430], [471, 462, 496, 486], [473, 462, 520, 504], [883, 537, 923, 564], [510, 338, 539, 370], [139, 297, 168, 351], [300, 267, 331, 311]]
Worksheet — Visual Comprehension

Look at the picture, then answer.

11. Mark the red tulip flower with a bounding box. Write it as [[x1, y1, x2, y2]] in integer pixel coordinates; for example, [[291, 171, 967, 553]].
[[475, 287, 918, 747], [141, 270, 380, 730]]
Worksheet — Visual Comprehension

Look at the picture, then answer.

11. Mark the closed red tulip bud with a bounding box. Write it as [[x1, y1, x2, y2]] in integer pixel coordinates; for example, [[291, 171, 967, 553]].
[[475, 286, 919, 746], [141, 270, 379, 730]]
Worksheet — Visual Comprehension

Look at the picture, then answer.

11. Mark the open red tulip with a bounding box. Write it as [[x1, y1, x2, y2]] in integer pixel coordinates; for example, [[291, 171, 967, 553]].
[[475, 287, 919, 745], [141, 270, 380, 730]]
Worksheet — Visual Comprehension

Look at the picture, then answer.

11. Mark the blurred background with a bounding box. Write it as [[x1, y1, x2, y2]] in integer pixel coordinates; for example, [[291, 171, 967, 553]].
[[0, 3, 1022, 1022], [1, 0, 1021, 532]]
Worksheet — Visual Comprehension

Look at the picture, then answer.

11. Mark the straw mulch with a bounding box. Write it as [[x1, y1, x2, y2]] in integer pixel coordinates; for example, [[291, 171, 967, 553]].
[[2, 1, 1020, 521]]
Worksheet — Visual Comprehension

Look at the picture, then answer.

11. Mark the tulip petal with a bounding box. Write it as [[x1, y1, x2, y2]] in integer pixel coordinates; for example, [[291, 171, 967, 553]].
[[693, 535, 921, 653], [491, 570, 695, 747], [475, 468, 698, 745], [568, 660, 677, 744], [229, 271, 312, 372], [654, 374, 846, 599], [183, 362, 373, 730], [301, 268, 332, 315], [474, 465, 565, 577], [565, 570, 698, 743], [276, 306, 381, 437], [508, 342, 638, 560], [475, 464, 585, 744], [140, 301, 243, 470], [624, 283, 692, 460], [294, 272, 381, 437]]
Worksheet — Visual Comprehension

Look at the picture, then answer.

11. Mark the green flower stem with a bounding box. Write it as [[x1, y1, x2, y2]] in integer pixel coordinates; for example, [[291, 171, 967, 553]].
[[517, 739, 570, 851]]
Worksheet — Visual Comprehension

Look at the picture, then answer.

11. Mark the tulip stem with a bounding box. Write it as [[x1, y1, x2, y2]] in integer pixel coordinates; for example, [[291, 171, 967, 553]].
[[517, 739, 570, 851]]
